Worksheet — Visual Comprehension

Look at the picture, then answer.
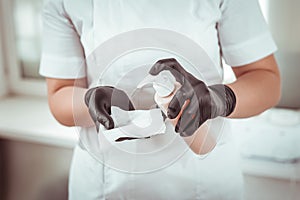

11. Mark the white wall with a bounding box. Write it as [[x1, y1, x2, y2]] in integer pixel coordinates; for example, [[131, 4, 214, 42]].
[[268, 0, 300, 53], [267, 0, 300, 108]]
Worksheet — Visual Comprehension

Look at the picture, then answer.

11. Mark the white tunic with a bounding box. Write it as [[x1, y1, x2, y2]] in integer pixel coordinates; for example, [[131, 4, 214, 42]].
[[40, 0, 276, 199]]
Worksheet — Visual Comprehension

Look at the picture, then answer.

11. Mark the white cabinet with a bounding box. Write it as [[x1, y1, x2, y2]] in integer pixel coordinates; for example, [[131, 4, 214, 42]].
[[231, 108, 300, 200], [244, 175, 300, 200]]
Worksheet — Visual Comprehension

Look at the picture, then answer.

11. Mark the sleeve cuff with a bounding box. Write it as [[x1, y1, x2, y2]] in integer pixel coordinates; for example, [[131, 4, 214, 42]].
[[39, 54, 86, 79], [222, 32, 277, 67]]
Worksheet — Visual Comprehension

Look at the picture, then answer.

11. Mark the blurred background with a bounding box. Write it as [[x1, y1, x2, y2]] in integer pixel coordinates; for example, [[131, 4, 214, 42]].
[[0, 0, 299, 199]]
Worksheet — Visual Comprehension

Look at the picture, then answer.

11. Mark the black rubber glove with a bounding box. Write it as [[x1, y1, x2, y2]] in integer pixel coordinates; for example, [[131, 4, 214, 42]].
[[149, 58, 236, 137], [84, 86, 135, 132]]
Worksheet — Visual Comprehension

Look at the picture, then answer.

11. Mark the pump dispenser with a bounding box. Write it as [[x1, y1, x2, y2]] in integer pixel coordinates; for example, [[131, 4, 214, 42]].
[[137, 71, 181, 115]]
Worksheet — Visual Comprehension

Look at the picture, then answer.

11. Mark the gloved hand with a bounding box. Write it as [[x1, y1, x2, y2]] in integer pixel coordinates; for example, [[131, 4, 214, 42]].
[[85, 86, 135, 132], [149, 58, 236, 137]]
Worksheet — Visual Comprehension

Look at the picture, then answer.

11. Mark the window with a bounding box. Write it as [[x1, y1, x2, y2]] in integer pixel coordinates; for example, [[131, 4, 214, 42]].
[[14, 0, 43, 79], [0, 0, 45, 96]]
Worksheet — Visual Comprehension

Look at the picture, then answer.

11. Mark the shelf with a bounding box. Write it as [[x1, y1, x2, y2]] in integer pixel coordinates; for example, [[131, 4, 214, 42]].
[[0, 95, 78, 148]]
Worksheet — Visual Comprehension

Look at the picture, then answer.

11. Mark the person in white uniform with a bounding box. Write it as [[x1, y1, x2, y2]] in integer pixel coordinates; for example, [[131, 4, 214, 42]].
[[40, 0, 281, 199]]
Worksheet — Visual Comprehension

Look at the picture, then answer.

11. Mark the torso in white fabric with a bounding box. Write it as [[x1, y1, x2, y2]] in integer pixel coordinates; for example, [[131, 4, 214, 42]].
[[63, 0, 243, 199]]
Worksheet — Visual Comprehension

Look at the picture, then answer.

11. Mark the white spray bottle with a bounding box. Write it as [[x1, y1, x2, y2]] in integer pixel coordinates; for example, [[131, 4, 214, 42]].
[[137, 71, 181, 116]]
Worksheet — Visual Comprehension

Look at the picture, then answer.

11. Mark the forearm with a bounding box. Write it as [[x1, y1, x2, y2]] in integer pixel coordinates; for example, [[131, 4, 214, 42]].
[[227, 58, 281, 118], [182, 123, 216, 155], [48, 86, 94, 127]]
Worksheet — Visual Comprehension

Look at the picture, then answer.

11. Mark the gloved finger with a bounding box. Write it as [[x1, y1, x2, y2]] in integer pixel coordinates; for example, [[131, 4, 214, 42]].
[[168, 87, 192, 119], [87, 96, 100, 123], [175, 103, 200, 136], [125, 100, 135, 111], [179, 118, 200, 137], [149, 58, 189, 84], [175, 96, 201, 136], [110, 89, 135, 111], [90, 97, 114, 130], [97, 112, 115, 130], [112, 98, 135, 111], [89, 107, 105, 132], [168, 88, 189, 119], [88, 99, 114, 130]]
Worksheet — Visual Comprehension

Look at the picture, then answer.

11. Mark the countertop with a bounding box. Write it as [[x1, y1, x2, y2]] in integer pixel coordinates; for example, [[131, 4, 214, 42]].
[[0, 95, 78, 148], [0, 95, 300, 180]]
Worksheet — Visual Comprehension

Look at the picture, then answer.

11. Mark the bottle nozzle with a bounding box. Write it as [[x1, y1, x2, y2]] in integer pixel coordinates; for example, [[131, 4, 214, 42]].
[[137, 74, 157, 89], [137, 71, 176, 97]]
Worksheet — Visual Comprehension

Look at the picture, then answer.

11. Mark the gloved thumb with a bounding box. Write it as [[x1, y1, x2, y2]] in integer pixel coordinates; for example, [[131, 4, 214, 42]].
[[97, 114, 115, 130], [168, 88, 188, 119]]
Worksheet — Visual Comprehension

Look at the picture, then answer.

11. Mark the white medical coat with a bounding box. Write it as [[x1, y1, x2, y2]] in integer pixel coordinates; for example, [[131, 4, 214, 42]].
[[39, 0, 277, 199]]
